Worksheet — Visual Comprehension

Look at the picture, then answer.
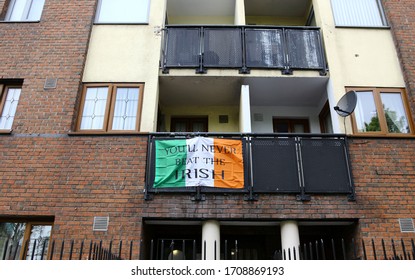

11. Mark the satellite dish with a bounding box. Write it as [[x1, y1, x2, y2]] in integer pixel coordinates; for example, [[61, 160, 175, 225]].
[[334, 90, 357, 117]]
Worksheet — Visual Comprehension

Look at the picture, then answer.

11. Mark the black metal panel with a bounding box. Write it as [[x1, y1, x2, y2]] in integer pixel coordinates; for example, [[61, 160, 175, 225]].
[[300, 138, 351, 193], [165, 28, 200, 67], [203, 28, 243, 67], [251, 138, 300, 193], [286, 29, 324, 69], [245, 29, 285, 68]]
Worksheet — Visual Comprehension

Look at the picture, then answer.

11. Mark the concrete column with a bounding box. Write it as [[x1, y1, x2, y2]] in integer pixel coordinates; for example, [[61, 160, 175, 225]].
[[202, 220, 220, 260], [234, 0, 246, 25], [239, 85, 252, 133], [280, 220, 300, 260]]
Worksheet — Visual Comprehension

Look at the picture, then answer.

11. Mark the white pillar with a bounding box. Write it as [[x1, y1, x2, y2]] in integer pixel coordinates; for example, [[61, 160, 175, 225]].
[[280, 220, 300, 260], [202, 220, 220, 260], [239, 85, 252, 133], [234, 0, 246, 25], [326, 79, 342, 133]]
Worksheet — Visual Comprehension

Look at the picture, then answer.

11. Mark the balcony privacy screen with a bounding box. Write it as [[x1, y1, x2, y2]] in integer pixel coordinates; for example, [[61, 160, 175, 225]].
[[300, 138, 351, 193], [245, 29, 285, 68], [203, 28, 243, 67], [165, 28, 200, 67], [250, 138, 300, 192], [286, 30, 324, 69]]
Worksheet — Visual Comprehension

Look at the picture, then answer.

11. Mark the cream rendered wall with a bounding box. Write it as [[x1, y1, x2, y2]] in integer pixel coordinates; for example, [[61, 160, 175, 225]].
[[82, 0, 167, 132], [167, 16, 234, 24], [312, 0, 405, 133], [245, 16, 306, 26], [162, 105, 239, 132]]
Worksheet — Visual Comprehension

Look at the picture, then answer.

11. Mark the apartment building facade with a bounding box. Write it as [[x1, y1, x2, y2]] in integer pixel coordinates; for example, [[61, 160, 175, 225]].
[[0, 0, 414, 260]]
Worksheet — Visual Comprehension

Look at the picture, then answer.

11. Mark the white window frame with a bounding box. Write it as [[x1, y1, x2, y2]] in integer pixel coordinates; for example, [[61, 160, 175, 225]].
[[95, 0, 150, 24], [5, 0, 45, 21], [0, 86, 21, 131], [330, 0, 388, 27]]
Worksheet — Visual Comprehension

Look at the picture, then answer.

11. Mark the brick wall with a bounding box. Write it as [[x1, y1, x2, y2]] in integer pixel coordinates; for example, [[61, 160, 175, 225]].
[[0, 135, 148, 258], [0, 0, 97, 134], [383, 0, 415, 121]]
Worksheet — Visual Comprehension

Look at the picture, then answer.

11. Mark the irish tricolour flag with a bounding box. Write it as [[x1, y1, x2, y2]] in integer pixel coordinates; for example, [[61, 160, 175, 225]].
[[153, 137, 244, 188]]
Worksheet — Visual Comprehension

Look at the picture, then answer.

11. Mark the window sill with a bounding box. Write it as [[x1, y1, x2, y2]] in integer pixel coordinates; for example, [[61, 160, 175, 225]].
[[349, 133, 415, 139], [0, 129, 12, 135], [68, 131, 149, 136], [334, 25, 390, 29], [0, 20, 40, 23], [93, 22, 149, 26]]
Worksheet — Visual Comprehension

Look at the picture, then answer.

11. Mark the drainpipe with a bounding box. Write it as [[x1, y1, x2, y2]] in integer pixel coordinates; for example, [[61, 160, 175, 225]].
[[280, 220, 300, 260], [202, 220, 220, 260]]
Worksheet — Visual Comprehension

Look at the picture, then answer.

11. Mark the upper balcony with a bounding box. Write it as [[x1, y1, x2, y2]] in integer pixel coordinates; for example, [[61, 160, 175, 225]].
[[162, 0, 326, 76], [161, 25, 327, 76]]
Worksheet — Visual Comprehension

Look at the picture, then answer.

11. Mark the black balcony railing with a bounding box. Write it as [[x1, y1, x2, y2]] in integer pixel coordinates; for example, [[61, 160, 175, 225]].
[[161, 25, 328, 75], [145, 133, 354, 201]]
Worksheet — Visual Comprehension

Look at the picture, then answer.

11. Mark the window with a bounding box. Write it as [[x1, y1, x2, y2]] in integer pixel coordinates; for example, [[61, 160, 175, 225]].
[[0, 86, 21, 131], [95, 0, 150, 24], [4, 0, 45, 21], [273, 118, 310, 133], [331, 0, 387, 27], [77, 84, 144, 133], [0, 221, 52, 260], [170, 117, 208, 132], [351, 88, 413, 135]]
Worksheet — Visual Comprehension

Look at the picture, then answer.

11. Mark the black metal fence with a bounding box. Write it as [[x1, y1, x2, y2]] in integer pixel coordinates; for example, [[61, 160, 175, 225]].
[[2, 237, 414, 260], [145, 133, 355, 201], [147, 238, 415, 260], [161, 25, 327, 75], [1, 238, 137, 260]]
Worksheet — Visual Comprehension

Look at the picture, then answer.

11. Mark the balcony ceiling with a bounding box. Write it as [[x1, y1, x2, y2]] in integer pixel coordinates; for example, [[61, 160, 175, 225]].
[[245, 0, 311, 17], [158, 75, 328, 107], [167, 0, 235, 17]]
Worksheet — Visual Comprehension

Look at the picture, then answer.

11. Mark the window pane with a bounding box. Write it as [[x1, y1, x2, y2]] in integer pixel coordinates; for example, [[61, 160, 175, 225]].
[[380, 92, 410, 133], [97, 0, 150, 23], [80, 87, 108, 130], [25, 225, 52, 260], [27, 0, 45, 21], [331, 0, 385, 27], [0, 88, 21, 130], [354, 91, 381, 132], [0, 223, 26, 260], [7, 0, 45, 21], [112, 88, 139, 130]]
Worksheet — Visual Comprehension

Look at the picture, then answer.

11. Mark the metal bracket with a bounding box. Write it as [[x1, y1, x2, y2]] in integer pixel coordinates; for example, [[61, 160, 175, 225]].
[[244, 187, 258, 201], [144, 189, 154, 201], [239, 67, 250, 74], [296, 194, 311, 201], [319, 68, 328, 76], [347, 193, 356, 202], [191, 187, 206, 201], [282, 68, 293, 75]]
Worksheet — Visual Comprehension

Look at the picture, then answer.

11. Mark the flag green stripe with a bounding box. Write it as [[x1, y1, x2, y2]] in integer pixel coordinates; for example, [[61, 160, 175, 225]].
[[154, 139, 187, 188]]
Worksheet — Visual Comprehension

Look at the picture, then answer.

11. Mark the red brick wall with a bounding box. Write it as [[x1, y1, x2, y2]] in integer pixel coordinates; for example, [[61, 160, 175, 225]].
[[383, 0, 415, 121], [0, 135, 148, 259], [0, 0, 97, 134]]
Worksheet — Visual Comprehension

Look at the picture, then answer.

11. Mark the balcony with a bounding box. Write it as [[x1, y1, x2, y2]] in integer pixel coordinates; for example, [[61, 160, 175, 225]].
[[145, 133, 354, 201], [161, 26, 327, 75]]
